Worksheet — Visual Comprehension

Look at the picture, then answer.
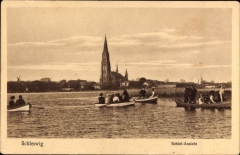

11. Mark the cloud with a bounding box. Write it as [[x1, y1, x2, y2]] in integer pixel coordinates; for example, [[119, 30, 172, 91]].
[[118, 60, 230, 69], [8, 62, 100, 71], [8, 35, 103, 48], [107, 30, 230, 52]]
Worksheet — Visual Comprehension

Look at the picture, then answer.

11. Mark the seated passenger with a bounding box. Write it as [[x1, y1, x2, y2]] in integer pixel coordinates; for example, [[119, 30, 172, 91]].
[[15, 95, 26, 106], [149, 88, 155, 98], [209, 91, 216, 103], [198, 94, 204, 105], [110, 94, 114, 103], [113, 94, 120, 103], [98, 93, 105, 104], [8, 96, 15, 107], [105, 94, 111, 104], [139, 87, 146, 98]]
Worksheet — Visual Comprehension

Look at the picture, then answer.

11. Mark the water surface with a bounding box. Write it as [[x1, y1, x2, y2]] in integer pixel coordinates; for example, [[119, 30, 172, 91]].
[[7, 93, 231, 139]]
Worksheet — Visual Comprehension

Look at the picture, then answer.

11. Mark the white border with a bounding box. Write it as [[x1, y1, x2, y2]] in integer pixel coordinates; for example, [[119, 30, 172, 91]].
[[1, 1, 239, 154]]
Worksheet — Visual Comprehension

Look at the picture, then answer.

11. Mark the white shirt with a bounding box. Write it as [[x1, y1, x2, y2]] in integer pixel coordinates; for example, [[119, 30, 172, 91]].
[[150, 91, 155, 98], [210, 95, 215, 103], [219, 88, 225, 102], [105, 97, 110, 104], [198, 97, 204, 104], [113, 96, 119, 102]]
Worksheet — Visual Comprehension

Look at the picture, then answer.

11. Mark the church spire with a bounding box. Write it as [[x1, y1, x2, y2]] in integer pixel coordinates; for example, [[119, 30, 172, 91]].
[[125, 69, 128, 81], [100, 35, 111, 84], [103, 35, 108, 55], [116, 64, 118, 73]]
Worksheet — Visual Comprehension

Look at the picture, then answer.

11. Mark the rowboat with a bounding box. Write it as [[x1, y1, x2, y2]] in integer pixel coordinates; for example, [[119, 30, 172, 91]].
[[175, 100, 231, 108], [94, 103, 107, 107], [95, 101, 135, 107], [135, 95, 158, 103], [107, 101, 135, 107], [7, 103, 31, 112]]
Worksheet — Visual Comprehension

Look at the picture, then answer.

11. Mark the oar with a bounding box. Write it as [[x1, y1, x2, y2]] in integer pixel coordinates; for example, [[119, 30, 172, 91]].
[[30, 104, 45, 109]]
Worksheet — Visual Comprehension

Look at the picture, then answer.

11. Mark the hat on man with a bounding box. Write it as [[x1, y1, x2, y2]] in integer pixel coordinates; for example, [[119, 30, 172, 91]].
[[10, 96, 15, 99]]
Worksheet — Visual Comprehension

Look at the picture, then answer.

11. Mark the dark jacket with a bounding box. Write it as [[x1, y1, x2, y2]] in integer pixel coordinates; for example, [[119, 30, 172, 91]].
[[16, 99, 26, 105], [98, 96, 105, 104]]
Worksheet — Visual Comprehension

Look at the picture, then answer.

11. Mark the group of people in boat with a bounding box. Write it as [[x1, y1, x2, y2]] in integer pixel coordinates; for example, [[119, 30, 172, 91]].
[[184, 85, 226, 104], [139, 87, 155, 99], [98, 88, 130, 104], [98, 87, 156, 104], [8, 95, 26, 107]]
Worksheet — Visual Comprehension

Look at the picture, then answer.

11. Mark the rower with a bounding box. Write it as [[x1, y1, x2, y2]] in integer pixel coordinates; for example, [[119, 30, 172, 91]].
[[122, 88, 129, 102], [15, 95, 26, 106]]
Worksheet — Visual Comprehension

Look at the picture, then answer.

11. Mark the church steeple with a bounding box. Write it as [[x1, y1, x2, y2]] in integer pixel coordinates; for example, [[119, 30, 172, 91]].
[[100, 35, 111, 84], [116, 64, 118, 73], [125, 69, 128, 81], [103, 35, 109, 54]]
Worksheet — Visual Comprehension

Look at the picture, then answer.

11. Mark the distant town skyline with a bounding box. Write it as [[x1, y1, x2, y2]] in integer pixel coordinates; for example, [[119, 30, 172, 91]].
[[7, 7, 232, 83]]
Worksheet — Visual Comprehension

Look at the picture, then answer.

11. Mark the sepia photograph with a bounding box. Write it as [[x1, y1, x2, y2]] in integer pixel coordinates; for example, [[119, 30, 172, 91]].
[[1, 1, 239, 154]]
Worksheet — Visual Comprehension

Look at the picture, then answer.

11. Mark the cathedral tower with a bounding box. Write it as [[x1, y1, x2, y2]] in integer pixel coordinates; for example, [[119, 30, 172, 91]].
[[125, 69, 128, 81], [100, 35, 111, 84]]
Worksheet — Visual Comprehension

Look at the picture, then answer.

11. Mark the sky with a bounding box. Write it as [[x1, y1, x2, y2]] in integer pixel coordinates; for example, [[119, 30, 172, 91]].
[[7, 7, 232, 83]]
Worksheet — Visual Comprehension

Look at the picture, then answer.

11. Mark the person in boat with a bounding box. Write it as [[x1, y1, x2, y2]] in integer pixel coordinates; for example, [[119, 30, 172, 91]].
[[149, 88, 155, 98], [217, 86, 225, 102], [184, 85, 191, 103], [15, 95, 26, 106], [198, 94, 204, 105], [117, 93, 122, 101], [139, 87, 146, 99], [8, 96, 15, 107], [98, 93, 105, 104], [113, 93, 120, 103], [110, 94, 114, 103], [105, 94, 111, 104], [189, 85, 197, 103], [209, 91, 216, 104], [122, 88, 130, 102]]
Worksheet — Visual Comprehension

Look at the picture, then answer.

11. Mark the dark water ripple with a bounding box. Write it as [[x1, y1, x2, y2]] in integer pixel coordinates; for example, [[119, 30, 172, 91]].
[[7, 97, 231, 139]]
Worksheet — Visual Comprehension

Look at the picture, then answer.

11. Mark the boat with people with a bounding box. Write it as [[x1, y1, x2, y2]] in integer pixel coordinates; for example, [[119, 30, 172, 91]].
[[95, 101, 135, 107], [135, 95, 158, 103], [7, 103, 31, 112], [175, 100, 231, 108]]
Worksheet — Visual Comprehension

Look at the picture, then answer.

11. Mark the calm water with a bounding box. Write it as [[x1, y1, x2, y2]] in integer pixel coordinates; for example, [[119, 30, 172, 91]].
[[7, 93, 231, 139]]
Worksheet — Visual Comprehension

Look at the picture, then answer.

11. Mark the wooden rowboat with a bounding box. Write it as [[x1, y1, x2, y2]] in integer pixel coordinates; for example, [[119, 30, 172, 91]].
[[107, 101, 135, 107], [94, 103, 107, 107], [175, 100, 231, 108], [7, 103, 31, 112], [135, 95, 158, 103], [95, 101, 135, 107]]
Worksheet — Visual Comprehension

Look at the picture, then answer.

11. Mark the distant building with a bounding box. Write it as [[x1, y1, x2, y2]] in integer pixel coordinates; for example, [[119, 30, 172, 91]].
[[62, 88, 74, 91], [205, 85, 216, 88], [93, 83, 102, 89], [120, 81, 130, 87], [40, 77, 51, 82]]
